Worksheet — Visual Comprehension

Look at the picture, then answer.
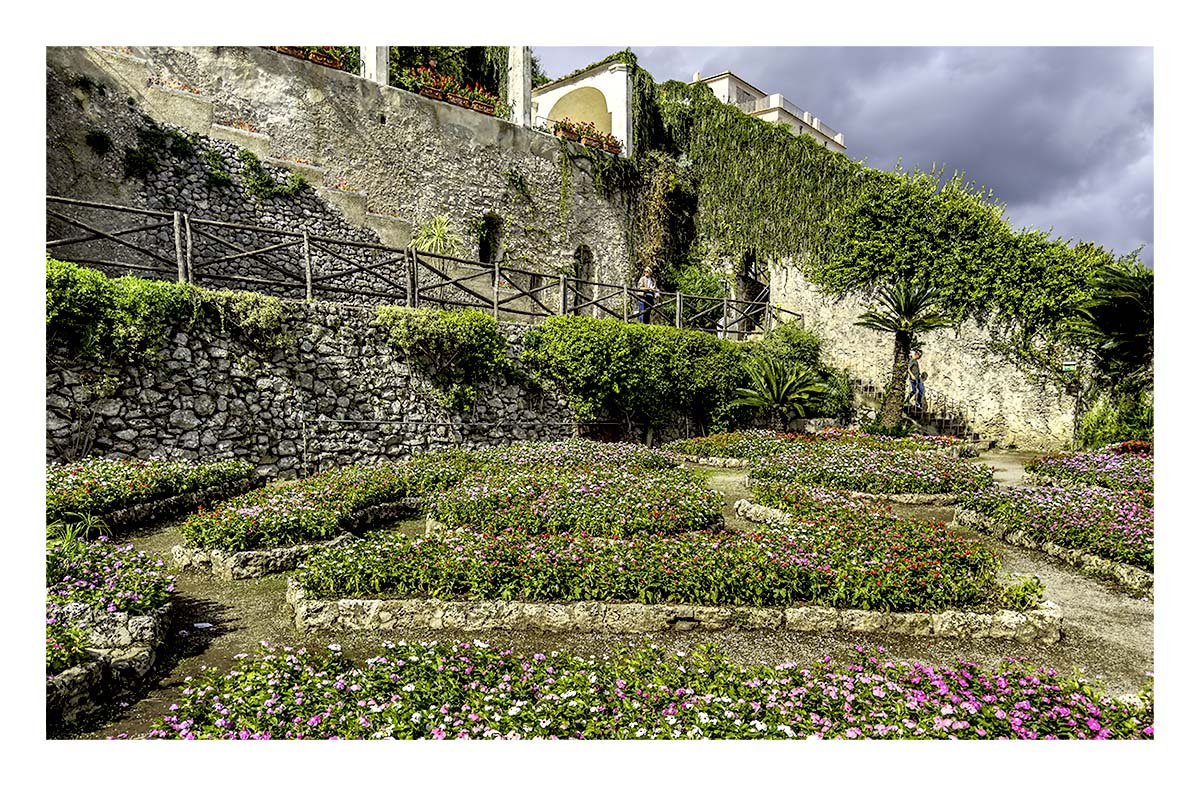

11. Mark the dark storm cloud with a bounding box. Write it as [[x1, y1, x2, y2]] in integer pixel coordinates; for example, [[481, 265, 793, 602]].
[[535, 46, 1154, 264]]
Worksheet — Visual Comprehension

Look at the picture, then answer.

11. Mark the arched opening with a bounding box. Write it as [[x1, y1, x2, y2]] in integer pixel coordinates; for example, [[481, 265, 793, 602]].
[[572, 244, 594, 315], [477, 212, 504, 264], [548, 87, 612, 135]]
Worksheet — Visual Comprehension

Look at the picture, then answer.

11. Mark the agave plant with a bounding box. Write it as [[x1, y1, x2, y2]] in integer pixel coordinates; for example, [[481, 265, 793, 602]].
[[412, 214, 466, 257], [732, 355, 829, 430]]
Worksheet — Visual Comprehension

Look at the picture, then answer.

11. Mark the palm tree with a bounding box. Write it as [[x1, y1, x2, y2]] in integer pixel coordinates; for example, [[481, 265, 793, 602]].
[[732, 355, 829, 430], [855, 280, 952, 429], [1062, 255, 1153, 399]]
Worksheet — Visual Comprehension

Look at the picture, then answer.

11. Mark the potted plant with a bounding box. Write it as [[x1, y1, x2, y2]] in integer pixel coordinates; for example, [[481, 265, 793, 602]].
[[274, 46, 307, 59], [468, 84, 496, 114], [306, 47, 341, 68], [553, 118, 580, 142], [445, 82, 472, 108], [577, 121, 603, 148], [401, 67, 446, 100], [602, 133, 622, 155]]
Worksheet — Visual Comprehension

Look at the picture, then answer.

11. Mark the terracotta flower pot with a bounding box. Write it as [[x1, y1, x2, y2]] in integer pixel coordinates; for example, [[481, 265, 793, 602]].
[[555, 128, 580, 142], [581, 135, 602, 148], [471, 100, 494, 114], [307, 50, 341, 68], [446, 94, 471, 108], [275, 46, 307, 59], [603, 140, 621, 154], [419, 87, 444, 100]]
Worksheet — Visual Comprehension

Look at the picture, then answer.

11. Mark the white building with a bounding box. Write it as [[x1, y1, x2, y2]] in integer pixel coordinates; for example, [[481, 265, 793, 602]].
[[692, 71, 846, 153], [531, 60, 634, 157]]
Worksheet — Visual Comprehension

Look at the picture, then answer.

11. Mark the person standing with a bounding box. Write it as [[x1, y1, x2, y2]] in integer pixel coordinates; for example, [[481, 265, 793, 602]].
[[635, 267, 658, 324], [904, 349, 925, 411]]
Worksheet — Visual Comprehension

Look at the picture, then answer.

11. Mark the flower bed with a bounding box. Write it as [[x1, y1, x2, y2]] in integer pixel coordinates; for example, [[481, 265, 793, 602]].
[[46, 457, 259, 528], [145, 641, 1152, 740], [178, 462, 426, 552], [750, 442, 994, 496], [957, 486, 1153, 572], [297, 505, 1016, 613], [47, 537, 177, 727], [427, 466, 722, 537], [665, 428, 969, 462], [1023, 446, 1153, 493]]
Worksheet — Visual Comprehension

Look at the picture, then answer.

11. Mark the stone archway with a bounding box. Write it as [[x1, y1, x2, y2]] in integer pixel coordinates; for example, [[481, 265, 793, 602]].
[[547, 87, 612, 135], [572, 244, 595, 315]]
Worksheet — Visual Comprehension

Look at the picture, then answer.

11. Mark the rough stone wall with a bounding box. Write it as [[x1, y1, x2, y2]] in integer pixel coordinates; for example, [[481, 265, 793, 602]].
[[46, 46, 634, 289], [770, 265, 1076, 450], [46, 301, 579, 478]]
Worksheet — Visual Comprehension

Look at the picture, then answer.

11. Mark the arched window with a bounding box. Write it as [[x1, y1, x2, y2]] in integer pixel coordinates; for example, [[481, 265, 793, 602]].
[[477, 212, 504, 264]]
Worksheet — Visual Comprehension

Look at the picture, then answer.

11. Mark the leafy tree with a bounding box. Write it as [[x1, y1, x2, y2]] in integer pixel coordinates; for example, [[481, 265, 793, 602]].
[[855, 280, 952, 429], [731, 355, 829, 430]]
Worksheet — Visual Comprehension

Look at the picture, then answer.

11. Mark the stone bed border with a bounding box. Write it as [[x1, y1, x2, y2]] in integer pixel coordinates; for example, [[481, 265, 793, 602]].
[[1020, 472, 1152, 495], [285, 580, 1062, 644], [952, 508, 1153, 598], [47, 601, 172, 729], [171, 498, 423, 579], [59, 476, 264, 532]]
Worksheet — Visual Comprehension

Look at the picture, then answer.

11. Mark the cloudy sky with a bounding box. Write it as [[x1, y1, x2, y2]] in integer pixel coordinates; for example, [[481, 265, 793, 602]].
[[533, 46, 1153, 266]]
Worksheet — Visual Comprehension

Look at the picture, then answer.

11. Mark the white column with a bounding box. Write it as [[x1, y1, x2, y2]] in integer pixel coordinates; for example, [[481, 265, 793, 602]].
[[360, 46, 389, 85], [608, 63, 633, 157], [507, 46, 532, 127]]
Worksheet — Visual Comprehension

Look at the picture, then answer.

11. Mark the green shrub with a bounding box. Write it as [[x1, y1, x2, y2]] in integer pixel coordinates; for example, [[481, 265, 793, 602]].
[[1075, 392, 1153, 449]]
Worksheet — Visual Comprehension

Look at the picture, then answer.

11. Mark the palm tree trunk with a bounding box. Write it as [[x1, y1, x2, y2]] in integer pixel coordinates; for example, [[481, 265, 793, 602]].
[[879, 332, 912, 429]]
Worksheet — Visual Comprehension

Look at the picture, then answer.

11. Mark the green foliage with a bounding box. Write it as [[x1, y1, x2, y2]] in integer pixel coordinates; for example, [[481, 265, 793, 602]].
[[1075, 393, 1154, 449], [996, 575, 1046, 611], [816, 166, 1106, 332], [203, 147, 232, 186], [46, 257, 291, 367], [522, 315, 747, 432], [386, 46, 509, 101], [1062, 252, 1153, 399], [411, 214, 466, 256], [502, 169, 533, 204], [122, 123, 198, 180], [375, 307, 509, 410], [238, 149, 305, 199], [732, 356, 829, 429]]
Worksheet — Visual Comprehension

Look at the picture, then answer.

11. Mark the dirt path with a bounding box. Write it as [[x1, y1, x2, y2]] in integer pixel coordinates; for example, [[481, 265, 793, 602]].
[[67, 451, 1153, 738]]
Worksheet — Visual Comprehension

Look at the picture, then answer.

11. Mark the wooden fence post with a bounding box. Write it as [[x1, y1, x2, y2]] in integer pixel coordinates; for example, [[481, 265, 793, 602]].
[[408, 249, 419, 307], [493, 258, 500, 320], [558, 274, 568, 315], [173, 211, 185, 283], [623, 285, 629, 322], [184, 214, 193, 284], [302, 230, 313, 301], [675, 291, 683, 329]]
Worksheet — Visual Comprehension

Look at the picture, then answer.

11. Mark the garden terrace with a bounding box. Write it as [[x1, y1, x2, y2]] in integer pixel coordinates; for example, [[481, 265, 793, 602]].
[[1023, 444, 1153, 494], [145, 640, 1152, 740], [664, 427, 971, 466], [46, 457, 260, 532]]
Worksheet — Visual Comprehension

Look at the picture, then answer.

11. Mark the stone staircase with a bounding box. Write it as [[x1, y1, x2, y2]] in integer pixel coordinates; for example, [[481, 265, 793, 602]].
[[851, 377, 982, 442], [79, 46, 413, 249]]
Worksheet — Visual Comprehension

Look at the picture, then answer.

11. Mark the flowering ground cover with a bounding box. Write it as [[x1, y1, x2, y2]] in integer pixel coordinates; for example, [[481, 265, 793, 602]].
[[178, 462, 422, 551], [750, 441, 993, 495], [145, 640, 1153, 740], [297, 505, 1014, 612], [46, 457, 257, 525], [1024, 445, 1153, 494], [47, 537, 177, 674], [959, 486, 1153, 571], [428, 465, 722, 537], [665, 428, 963, 461]]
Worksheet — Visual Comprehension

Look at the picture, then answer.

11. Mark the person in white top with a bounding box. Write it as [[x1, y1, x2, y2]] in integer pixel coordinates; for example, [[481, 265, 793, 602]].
[[635, 267, 658, 324]]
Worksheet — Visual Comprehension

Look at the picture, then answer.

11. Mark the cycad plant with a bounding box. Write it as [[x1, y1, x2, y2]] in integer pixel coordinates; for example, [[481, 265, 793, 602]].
[[1062, 255, 1153, 398], [731, 355, 829, 430], [855, 279, 952, 429]]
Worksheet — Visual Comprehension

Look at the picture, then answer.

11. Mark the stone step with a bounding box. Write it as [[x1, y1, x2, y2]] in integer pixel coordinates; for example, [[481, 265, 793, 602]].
[[209, 123, 272, 158], [364, 212, 413, 249], [263, 156, 326, 188], [143, 87, 216, 135]]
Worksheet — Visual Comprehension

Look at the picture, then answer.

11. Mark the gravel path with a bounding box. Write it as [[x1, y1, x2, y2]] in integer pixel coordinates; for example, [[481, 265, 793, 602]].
[[67, 449, 1154, 739]]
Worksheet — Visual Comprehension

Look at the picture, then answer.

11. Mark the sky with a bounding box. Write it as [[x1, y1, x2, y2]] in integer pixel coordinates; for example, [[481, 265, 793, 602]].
[[533, 45, 1154, 266]]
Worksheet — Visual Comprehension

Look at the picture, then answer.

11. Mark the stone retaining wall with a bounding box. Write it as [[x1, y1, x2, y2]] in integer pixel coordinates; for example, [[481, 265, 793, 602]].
[[171, 498, 423, 579], [953, 508, 1153, 597], [46, 601, 172, 729], [285, 578, 1061, 643], [47, 300, 580, 475]]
